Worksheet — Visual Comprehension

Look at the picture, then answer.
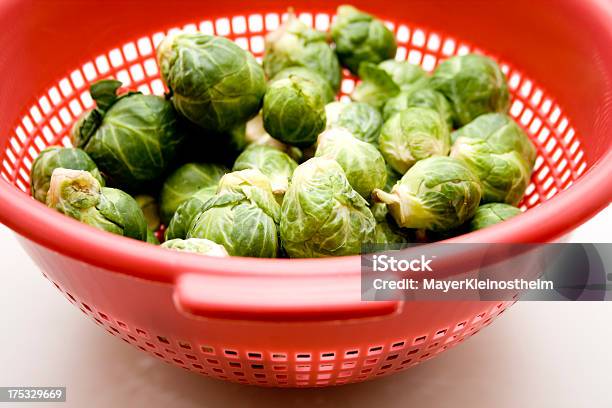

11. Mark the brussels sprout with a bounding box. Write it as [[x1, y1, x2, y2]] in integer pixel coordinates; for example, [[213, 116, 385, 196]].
[[161, 238, 229, 257], [159, 163, 226, 223], [351, 62, 400, 109], [30, 147, 104, 203], [134, 195, 160, 231], [379, 107, 451, 174], [146, 228, 160, 245], [315, 128, 386, 198], [157, 33, 265, 132], [72, 79, 182, 189], [352, 60, 432, 110], [262, 74, 327, 147], [233, 145, 298, 200], [469, 203, 522, 231], [378, 60, 429, 91], [280, 157, 376, 257], [271, 67, 336, 103], [325, 101, 383, 145], [373, 157, 482, 231], [450, 113, 536, 205], [331, 5, 397, 74], [263, 13, 341, 92], [165, 186, 217, 241], [46, 169, 147, 240], [383, 88, 454, 128], [188, 169, 280, 257], [430, 54, 510, 126]]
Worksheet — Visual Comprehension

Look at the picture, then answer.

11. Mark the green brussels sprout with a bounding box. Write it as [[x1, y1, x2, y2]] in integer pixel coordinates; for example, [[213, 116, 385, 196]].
[[325, 101, 383, 145], [469, 203, 522, 231], [134, 195, 160, 231], [315, 128, 386, 198], [30, 147, 104, 203], [430, 54, 510, 126], [450, 113, 536, 205], [373, 156, 482, 231], [383, 88, 454, 128], [351, 62, 400, 109], [146, 228, 160, 245], [331, 5, 397, 74], [263, 13, 341, 92], [72, 79, 182, 189], [379, 107, 451, 174], [262, 74, 327, 147], [159, 163, 227, 223], [157, 33, 265, 132], [188, 169, 280, 257], [378, 60, 429, 91], [161, 238, 229, 257], [271, 67, 336, 103], [352, 60, 431, 110], [46, 169, 147, 240], [165, 186, 217, 241], [280, 157, 376, 257], [233, 145, 298, 200]]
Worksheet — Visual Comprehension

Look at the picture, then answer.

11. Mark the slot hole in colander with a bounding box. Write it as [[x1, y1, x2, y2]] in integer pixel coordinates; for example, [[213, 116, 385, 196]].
[[271, 353, 287, 361], [295, 353, 311, 361], [391, 341, 406, 350], [413, 335, 427, 345], [367, 346, 383, 355], [247, 352, 262, 360], [320, 352, 335, 360]]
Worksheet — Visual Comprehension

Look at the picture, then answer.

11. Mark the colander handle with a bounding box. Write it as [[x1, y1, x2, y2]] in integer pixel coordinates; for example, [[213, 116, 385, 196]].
[[173, 273, 400, 321]]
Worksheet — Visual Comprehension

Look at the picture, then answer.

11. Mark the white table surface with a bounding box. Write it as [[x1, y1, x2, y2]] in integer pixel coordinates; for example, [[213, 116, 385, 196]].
[[0, 205, 610, 408]]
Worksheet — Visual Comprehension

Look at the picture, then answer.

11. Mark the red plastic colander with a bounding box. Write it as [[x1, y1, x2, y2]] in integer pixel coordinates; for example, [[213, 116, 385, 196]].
[[0, 0, 611, 388]]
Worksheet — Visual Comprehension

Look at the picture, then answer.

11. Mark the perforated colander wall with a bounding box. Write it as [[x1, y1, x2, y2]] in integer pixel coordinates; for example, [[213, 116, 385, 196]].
[[0, 10, 589, 387], [40, 264, 515, 387]]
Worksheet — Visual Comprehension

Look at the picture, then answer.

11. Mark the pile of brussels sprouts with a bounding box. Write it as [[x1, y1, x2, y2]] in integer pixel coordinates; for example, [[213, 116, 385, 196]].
[[30, 5, 536, 258]]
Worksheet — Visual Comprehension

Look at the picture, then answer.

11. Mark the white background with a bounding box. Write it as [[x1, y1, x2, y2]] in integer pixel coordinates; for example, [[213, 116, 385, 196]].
[[0, 205, 610, 408]]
